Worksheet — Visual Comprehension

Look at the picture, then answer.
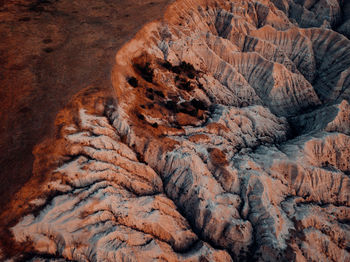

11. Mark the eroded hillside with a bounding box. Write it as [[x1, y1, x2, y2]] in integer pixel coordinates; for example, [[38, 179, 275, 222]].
[[1, 0, 350, 261]]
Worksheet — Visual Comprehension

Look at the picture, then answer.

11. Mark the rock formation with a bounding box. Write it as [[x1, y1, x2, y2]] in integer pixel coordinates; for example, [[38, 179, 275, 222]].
[[1, 0, 349, 261]]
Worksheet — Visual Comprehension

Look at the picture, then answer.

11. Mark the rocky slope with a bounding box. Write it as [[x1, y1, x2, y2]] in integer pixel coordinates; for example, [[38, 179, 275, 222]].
[[1, 0, 350, 261]]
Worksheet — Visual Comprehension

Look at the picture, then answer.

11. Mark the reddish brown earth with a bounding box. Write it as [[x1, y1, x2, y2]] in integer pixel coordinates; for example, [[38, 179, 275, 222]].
[[0, 0, 172, 210], [1, 0, 350, 261]]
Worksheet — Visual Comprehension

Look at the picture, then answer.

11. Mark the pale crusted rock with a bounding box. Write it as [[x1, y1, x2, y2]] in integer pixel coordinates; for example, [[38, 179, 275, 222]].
[[11, 108, 229, 261], [2, 0, 350, 261], [325, 100, 350, 135]]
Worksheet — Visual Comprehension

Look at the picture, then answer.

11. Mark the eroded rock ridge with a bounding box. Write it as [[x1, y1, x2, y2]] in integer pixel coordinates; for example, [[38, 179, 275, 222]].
[[1, 0, 350, 261]]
